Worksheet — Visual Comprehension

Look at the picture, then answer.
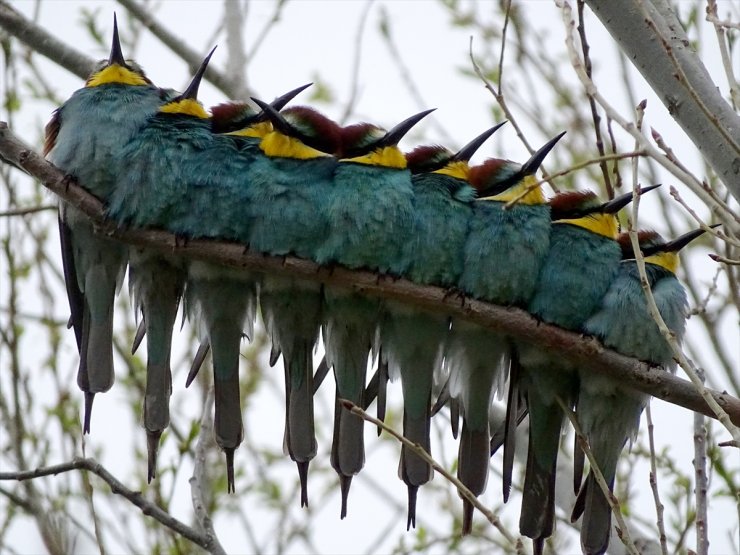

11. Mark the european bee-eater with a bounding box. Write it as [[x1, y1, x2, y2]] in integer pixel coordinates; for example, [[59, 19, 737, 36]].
[[446, 133, 564, 535], [571, 226, 708, 555], [380, 123, 505, 529], [247, 97, 342, 506], [46, 15, 169, 433], [514, 185, 658, 553], [316, 109, 433, 518]]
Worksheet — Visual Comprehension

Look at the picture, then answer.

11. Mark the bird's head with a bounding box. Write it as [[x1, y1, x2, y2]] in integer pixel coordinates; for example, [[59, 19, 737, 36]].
[[250, 97, 341, 159], [339, 109, 435, 168], [85, 14, 152, 88], [158, 47, 217, 119], [550, 184, 660, 239]]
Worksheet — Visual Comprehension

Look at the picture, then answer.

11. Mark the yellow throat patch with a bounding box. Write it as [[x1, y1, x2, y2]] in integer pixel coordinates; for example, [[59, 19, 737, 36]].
[[480, 174, 545, 205], [260, 132, 330, 160], [434, 160, 469, 180], [86, 64, 149, 88], [159, 99, 209, 119], [227, 121, 273, 139], [342, 146, 407, 169], [646, 251, 679, 274], [556, 212, 619, 239]]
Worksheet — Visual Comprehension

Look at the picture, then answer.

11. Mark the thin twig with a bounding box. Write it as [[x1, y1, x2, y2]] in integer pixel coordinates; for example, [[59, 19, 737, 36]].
[[0, 458, 223, 552], [645, 404, 669, 555], [340, 399, 520, 546], [0, 204, 56, 217], [693, 407, 710, 555], [504, 150, 645, 209], [577, 0, 613, 197], [0, 0, 95, 79], [117, 0, 247, 99], [189, 387, 226, 555], [706, 0, 740, 109], [556, 396, 640, 555], [469, 37, 559, 193], [558, 0, 737, 226], [627, 180, 740, 448]]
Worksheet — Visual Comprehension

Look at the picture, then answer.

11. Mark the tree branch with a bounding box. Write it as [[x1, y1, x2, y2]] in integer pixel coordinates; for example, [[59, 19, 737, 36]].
[[0, 0, 95, 80], [0, 120, 739, 430], [584, 0, 740, 202], [116, 0, 249, 99], [0, 458, 222, 553]]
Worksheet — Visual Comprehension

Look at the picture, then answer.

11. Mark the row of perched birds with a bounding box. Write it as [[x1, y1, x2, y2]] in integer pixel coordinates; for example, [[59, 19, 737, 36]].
[[44, 17, 712, 555]]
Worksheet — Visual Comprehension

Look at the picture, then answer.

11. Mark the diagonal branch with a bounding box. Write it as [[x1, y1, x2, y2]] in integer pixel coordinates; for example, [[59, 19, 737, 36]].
[[0, 0, 95, 80], [0, 457, 223, 553], [583, 0, 740, 202], [0, 120, 739, 429]]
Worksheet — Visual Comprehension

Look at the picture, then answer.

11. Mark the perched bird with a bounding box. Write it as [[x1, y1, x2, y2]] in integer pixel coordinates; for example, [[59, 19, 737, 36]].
[[315, 109, 434, 518], [446, 133, 564, 535], [108, 47, 259, 491], [180, 82, 313, 387], [514, 185, 658, 553], [571, 226, 710, 555], [379, 123, 505, 529], [108, 49, 224, 482], [247, 97, 342, 507], [45, 15, 169, 433]]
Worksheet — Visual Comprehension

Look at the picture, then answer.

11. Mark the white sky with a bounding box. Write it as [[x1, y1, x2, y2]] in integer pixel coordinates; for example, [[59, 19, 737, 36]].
[[2, 1, 738, 554]]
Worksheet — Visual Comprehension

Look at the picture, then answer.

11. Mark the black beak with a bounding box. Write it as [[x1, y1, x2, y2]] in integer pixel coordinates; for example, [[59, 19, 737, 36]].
[[477, 131, 566, 197], [642, 224, 721, 256], [375, 108, 436, 149], [108, 13, 126, 67], [179, 46, 217, 101], [519, 131, 567, 176], [452, 121, 507, 162], [250, 96, 296, 137], [600, 183, 661, 215], [271, 83, 312, 112]]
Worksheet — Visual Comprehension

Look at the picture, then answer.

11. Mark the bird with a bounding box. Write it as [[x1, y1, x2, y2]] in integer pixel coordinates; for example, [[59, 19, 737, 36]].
[[315, 109, 434, 518], [514, 185, 659, 553], [378, 123, 506, 529], [246, 97, 342, 507], [179, 82, 314, 387], [107, 48, 226, 482], [45, 14, 170, 434], [445, 132, 565, 535], [571, 225, 711, 555]]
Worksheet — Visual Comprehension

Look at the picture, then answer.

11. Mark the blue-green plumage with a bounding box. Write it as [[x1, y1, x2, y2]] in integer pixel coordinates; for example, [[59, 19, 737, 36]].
[[380, 125, 504, 529], [46, 16, 168, 433], [109, 49, 257, 490], [448, 154, 554, 535], [516, 189, 635, 550], [245, 100, 342, 507], [572, 229, 694, 555], [316, 110, 433, 518]]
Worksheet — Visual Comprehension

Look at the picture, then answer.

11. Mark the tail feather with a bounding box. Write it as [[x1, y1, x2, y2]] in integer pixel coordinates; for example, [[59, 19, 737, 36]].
[[577, 473, 614, 555], [283, 341, 317, 506], [406, 486, 418, 530], [457, 422, 490, 522], [211, 322, 245, 494], [399, 407, 433, 488], [519, 398, 560, 542]]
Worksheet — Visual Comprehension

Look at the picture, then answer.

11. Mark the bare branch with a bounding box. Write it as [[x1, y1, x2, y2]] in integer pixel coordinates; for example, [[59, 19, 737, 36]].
[[341, 400, 520, 545], [189, 387, 226, 555], [584, 0, 740, 202], [0, 1, 95, 80], [1, 121, 739, 429], [0, 458, 222, 552]]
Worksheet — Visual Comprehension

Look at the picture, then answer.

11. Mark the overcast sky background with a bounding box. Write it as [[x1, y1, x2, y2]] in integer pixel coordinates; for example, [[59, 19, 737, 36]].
[[2, 1, 738, 554]]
